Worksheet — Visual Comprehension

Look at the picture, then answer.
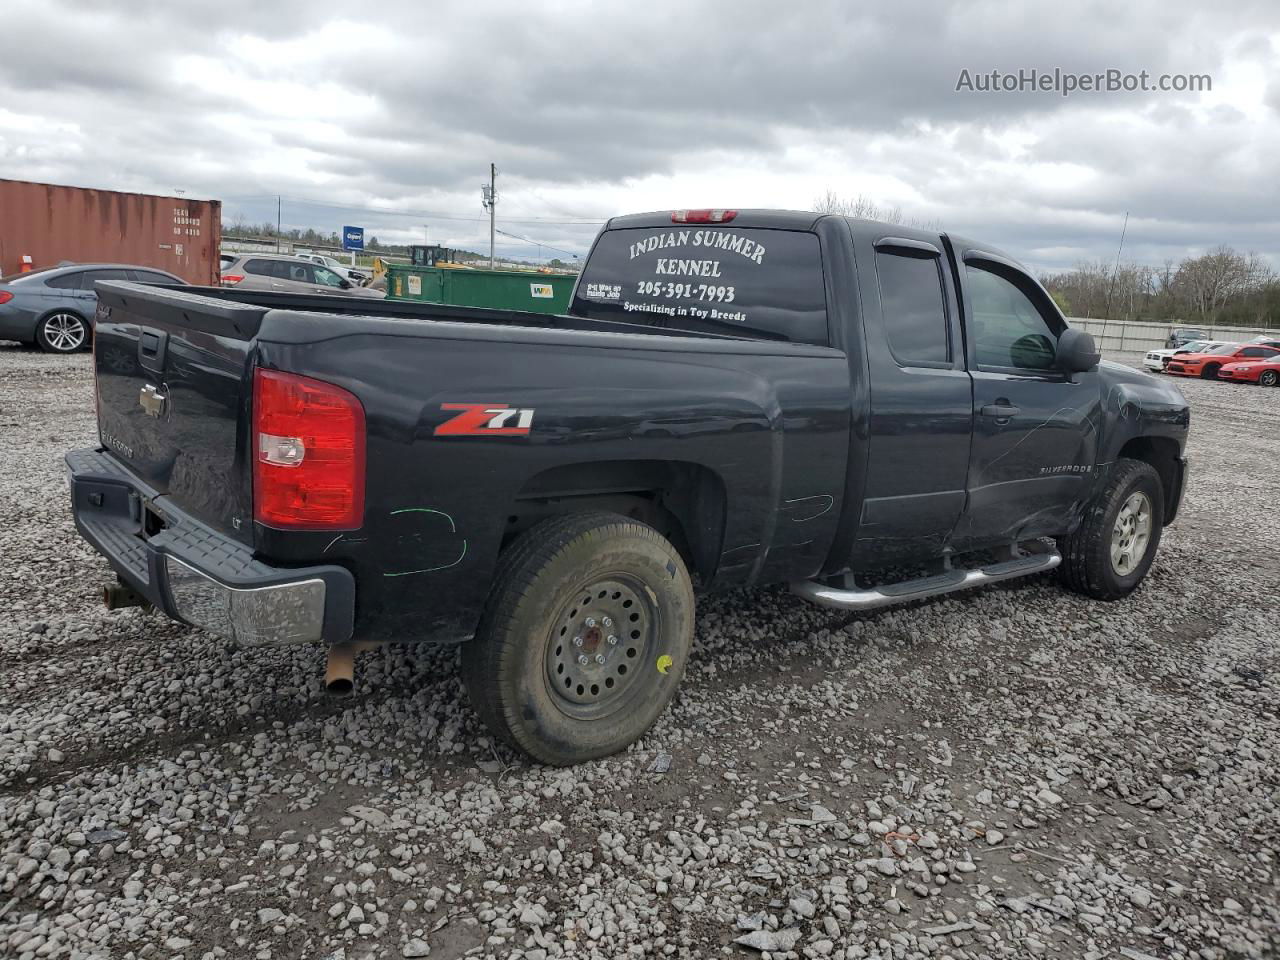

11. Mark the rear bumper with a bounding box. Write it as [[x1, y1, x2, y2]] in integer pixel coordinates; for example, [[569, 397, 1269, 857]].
[[66, 447, 354, 645]]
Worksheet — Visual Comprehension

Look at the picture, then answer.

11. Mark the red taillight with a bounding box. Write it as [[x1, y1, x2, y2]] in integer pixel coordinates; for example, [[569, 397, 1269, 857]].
[[253, 369, 365, 530], [671, 209, 737, 224], [0, 290, 13, 304], [221, 274, 244, 286]]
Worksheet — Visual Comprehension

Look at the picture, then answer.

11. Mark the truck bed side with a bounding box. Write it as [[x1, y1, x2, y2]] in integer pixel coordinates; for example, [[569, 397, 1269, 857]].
[[91, 284, 852, 645]]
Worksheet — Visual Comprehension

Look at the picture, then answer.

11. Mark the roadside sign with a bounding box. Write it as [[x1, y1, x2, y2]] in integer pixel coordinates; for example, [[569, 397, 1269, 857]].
[[342, 226, 364, 251]]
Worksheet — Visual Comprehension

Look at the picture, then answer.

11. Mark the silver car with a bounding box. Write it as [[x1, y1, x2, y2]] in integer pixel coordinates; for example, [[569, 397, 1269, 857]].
[[0, 262, 183, 353], [220, 254, 385, 299]]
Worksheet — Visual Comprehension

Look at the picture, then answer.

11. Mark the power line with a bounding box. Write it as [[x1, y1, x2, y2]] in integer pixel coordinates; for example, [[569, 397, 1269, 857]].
[[495, 228, 583, 259], [222, 192, 607, 226]]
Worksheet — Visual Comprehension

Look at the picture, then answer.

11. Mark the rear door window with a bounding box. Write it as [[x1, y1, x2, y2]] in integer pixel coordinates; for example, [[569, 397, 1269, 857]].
[[45, 272, 86, 289], [572, 227, 829, 345], [81, 269, 129, 290], [244, 259, 274, 277], [874, 248, 950, 365], [128, 270, 181, 284]]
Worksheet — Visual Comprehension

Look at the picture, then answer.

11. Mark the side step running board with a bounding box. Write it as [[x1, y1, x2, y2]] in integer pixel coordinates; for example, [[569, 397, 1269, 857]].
[[791, 541, 1061, 611]]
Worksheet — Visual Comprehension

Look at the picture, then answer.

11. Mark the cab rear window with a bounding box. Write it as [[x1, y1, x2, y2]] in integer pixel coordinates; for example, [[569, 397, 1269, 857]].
[[571, 227, 828, 345]]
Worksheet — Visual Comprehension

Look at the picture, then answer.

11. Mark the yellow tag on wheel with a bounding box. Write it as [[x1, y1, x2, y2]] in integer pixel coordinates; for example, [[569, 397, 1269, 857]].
[[656, 655, 673, 675]]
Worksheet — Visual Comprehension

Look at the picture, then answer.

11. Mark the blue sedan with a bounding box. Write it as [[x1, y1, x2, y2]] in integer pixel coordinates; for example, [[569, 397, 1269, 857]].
[[0, 263, 183, 353]]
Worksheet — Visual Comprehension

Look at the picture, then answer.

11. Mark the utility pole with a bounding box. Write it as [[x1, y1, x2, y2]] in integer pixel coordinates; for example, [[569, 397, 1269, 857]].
[[481, 164, 496, 270], [422, 224, 429, 247], [276, 196, 282, 253]]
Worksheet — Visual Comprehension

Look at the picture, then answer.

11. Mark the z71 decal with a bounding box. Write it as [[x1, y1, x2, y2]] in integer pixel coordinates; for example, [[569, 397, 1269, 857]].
[[434, 403, 535, 437]]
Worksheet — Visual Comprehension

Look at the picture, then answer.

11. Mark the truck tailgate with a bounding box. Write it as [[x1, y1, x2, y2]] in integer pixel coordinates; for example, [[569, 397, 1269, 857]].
[[92, 282, 265, 544]]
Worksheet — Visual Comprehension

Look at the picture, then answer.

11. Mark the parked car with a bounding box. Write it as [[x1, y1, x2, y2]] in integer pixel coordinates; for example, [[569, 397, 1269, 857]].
[[295, 253, 370, 285], [1166, 327, 1209, 348], [1165, 342, 1280, 379], [70, 208, 1189, 765], [0, 263, 182, 353], [1142, 339, 1225, 372], [220, 254, 385, 299], [1247, 335, 1280, 348], [1217, 354, 1280, 386]]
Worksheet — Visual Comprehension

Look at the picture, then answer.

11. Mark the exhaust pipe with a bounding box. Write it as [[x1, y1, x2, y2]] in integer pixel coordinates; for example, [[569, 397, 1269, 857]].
[[324, 645, 356, 696], [103, 581, 150, 611]]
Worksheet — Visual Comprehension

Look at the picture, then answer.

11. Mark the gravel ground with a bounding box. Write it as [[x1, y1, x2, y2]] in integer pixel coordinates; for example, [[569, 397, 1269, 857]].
[[1, 344, 1277, 960]]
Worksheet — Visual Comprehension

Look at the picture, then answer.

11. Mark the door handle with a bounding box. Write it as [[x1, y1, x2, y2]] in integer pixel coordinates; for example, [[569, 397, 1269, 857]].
[[981, 402, 1020, 420]]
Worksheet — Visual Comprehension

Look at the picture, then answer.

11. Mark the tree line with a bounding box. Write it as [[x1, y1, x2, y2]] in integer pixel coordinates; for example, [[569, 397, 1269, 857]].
[[814, 192, 1278, 329], [1040, 248, 1277, 328]]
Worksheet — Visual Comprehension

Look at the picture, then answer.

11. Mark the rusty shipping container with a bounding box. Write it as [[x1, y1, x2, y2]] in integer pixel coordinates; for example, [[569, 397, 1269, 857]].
[[0, 179, 221, 284]]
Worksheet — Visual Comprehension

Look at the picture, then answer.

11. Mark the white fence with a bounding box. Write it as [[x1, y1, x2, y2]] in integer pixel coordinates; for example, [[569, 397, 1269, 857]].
[[1067, 317, 1277, 356]]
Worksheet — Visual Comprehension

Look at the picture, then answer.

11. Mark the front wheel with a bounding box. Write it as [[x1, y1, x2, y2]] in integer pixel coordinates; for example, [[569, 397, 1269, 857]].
[[461, 512, 695, 765], [1260, 369, 1279, 387], [36, 312, 88, 353], [1201, 364, 1220, 380], [1058, 458, 1165, 600]]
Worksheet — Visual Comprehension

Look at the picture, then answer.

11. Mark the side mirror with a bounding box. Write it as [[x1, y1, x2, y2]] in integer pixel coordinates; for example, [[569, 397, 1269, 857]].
[[1058, 328, 1101, 374], [339, 279, 352, 289]]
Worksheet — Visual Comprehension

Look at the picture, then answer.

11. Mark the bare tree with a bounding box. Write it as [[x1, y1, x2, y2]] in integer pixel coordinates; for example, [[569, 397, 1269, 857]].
[[813, 190, 906, 225]]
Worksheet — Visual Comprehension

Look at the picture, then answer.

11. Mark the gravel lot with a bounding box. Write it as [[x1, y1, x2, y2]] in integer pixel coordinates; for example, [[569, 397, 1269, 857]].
[[1, 344, 1277, 960]]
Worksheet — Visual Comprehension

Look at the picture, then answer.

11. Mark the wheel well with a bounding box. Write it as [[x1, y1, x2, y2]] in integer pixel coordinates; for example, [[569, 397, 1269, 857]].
[[1118, 437, 1181, 523], [506, 460, 727, 585]]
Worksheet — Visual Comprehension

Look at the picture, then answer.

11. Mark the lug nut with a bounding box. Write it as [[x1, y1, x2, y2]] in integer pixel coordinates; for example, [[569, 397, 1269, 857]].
[[602, 616, 613, 627], [607, 635, 618, 645], [584, 617, 597, 627], [595, 654, 606, 664], [573, 636, 584, 647], [577, 655, 589, 665]]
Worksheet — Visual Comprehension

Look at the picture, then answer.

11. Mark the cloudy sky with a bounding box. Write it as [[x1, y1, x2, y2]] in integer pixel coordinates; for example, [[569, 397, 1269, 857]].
[[1, 0, 1277, 270]]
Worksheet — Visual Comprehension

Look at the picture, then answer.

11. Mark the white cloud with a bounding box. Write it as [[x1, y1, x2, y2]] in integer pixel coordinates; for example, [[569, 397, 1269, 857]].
[[0, 0, 1277, 267]]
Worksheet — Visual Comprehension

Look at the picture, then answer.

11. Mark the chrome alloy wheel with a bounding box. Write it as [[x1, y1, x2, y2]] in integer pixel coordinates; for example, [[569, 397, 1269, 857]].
[[41, 313, 87, 352], [1111, 491, 1153, 576]]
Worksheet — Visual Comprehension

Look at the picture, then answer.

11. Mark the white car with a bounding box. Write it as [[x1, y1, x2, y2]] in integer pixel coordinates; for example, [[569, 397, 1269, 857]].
[[295, 253, 369, 284], [1143, 340, 1226, 372]]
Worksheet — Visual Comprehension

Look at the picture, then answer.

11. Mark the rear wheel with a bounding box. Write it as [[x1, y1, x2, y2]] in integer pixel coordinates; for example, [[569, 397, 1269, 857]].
[[1058, 458, 1164, 600], [461, 512, 695, 765], [36, 312, 88, 353], [1260, 369, 1279, 387]]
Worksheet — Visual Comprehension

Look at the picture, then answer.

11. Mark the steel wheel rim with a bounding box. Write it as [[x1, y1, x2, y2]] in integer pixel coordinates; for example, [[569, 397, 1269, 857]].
[[1262, 371, 1278, 387], [544, 574, 658, 721], [1111, 491, 1153, 577], [44, 314, 85, 351]]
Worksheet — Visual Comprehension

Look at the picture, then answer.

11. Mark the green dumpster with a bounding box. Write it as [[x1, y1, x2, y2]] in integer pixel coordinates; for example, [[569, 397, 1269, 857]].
[[386, 263, 575, 314]]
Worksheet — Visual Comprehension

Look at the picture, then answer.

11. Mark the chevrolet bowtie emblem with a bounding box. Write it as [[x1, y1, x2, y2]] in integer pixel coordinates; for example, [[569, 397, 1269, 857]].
[[139, 384, 167, 418]]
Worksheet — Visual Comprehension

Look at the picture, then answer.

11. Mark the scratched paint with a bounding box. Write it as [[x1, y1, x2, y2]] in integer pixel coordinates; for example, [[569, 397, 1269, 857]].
[[383, 507, 468, 577]]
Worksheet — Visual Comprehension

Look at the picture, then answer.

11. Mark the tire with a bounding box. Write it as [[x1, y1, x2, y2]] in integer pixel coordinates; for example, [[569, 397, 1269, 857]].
[[1058, 458, 1164, 601], [1260, 369, 1279, 388], [35, 312, 88, 353], [461, 512, 695, 765], [1201, 364, 1220, 380]]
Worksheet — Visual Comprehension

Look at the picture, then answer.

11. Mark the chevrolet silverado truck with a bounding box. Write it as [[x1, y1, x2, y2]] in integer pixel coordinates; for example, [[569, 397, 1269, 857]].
[[68, 209, 1190, 765]]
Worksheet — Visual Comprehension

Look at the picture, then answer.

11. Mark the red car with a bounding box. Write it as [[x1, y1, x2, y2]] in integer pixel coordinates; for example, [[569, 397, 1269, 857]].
[[1218, 354, 1280, 386], [1165, 342, 1280, 379]]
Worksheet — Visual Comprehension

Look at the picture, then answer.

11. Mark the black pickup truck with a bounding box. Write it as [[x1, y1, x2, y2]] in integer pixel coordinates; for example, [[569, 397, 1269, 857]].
[[69, 209, 1190, 764]]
